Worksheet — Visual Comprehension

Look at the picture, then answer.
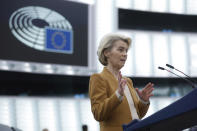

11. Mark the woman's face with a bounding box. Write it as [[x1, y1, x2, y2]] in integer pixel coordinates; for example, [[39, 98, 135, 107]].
[[105, 40, 129, 69]]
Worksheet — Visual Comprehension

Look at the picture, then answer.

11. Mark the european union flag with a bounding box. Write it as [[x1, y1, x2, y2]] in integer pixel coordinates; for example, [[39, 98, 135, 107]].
[[45, 27, 73, 54]]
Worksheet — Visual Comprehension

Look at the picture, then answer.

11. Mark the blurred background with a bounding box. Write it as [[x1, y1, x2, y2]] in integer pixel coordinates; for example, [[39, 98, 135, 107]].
[[0, 0, 197, 131]]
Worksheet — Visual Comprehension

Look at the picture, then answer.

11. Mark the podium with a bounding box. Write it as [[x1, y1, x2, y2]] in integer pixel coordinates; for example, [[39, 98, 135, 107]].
[[123, 88, 197, 131]]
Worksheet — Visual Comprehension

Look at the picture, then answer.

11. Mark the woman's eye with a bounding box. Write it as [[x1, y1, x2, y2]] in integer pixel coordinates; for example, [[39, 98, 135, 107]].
[[119, 48, 123, 52]]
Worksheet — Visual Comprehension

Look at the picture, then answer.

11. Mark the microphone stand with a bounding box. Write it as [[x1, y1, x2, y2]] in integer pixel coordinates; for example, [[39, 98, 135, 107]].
[[166, 64, 197, 84], [158, 66, 196, 89]]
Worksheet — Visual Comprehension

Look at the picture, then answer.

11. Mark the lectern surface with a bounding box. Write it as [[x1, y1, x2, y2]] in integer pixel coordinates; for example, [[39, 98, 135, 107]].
[[123, 88, 197, 131]]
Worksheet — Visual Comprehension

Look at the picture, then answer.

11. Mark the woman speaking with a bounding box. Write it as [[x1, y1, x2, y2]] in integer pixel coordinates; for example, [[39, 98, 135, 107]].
[[89, 33, 154, 131]]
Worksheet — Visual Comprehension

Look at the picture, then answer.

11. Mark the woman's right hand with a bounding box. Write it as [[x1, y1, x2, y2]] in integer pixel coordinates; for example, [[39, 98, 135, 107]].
[[118, 72, 127, 96]]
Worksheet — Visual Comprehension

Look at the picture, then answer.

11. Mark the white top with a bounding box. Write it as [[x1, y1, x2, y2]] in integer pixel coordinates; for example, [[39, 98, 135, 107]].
[[116, 85, 149, 120]]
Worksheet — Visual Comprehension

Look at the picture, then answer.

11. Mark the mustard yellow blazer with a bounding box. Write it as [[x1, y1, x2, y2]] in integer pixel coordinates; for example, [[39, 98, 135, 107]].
[[89, 67, 149, 131]]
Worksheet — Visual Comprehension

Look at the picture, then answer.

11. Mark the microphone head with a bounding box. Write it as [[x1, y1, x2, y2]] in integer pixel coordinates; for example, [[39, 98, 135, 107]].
[[158, 66, 165, 70], [166, 64, 174, 69]]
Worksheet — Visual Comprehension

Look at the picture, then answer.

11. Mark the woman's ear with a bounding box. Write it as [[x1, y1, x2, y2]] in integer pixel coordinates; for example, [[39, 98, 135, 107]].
[[104, 50, 110, 58]]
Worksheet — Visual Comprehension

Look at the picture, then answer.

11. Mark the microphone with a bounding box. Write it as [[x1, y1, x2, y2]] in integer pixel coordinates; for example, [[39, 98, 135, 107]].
[[166, 64, 197, 84], [158, 66, 196, 89]]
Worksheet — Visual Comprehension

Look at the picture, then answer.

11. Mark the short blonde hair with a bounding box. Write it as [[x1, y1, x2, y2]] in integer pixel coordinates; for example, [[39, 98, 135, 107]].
[[97, 33, 132, 66]]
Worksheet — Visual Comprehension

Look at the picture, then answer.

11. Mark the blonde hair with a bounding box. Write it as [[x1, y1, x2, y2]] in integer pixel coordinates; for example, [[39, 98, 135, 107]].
[[97, 33, 132, 66]]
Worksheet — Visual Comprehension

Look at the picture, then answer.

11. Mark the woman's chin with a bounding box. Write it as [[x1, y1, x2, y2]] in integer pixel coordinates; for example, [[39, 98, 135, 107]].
[[118, 64, 125, 69]]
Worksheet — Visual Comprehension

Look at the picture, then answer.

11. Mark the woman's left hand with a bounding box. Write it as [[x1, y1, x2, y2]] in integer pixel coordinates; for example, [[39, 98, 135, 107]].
[[135, 82, 154, 102]]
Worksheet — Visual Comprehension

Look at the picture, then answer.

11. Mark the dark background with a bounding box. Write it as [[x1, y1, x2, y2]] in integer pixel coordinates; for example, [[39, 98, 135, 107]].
[[119, 8, 197, 32], [0, 70, 195, 96], [0, 0, 88, 66]]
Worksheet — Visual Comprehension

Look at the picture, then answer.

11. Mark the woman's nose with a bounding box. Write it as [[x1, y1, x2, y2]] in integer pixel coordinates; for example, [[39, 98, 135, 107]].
[[123, 51, 127, 56]]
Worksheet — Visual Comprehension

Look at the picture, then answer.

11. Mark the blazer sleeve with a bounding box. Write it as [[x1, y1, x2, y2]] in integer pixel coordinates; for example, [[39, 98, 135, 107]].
[[127, 78, 149, 119], [138, 100, 149, 118], [89, 74, 121, 121]]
